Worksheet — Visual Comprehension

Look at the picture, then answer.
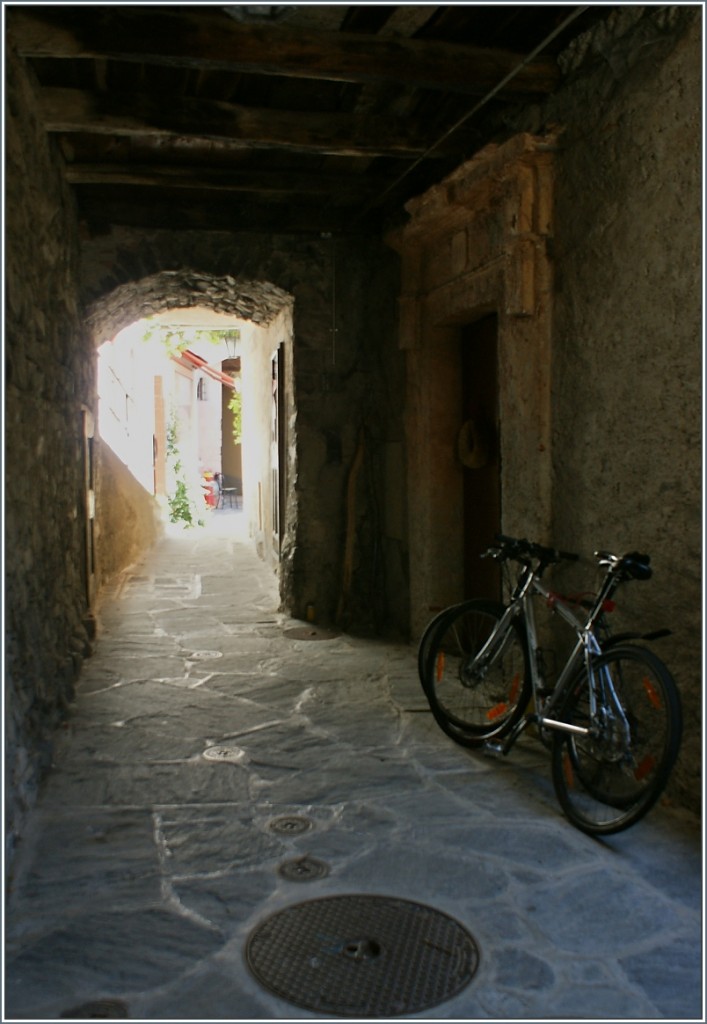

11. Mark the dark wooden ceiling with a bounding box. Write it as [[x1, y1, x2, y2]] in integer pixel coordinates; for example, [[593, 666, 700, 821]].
[[8, 4, 613, 236]]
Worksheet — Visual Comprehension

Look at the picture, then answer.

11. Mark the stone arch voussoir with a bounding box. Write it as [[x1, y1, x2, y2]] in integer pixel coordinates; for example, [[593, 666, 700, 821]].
[[86, 269, 293, 344]]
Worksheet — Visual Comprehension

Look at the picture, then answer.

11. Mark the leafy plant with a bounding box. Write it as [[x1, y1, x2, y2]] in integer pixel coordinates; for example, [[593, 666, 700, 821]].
[[142, 322, 239, 358], [227, 389, 242, 444], [166, 416, 203, 527]]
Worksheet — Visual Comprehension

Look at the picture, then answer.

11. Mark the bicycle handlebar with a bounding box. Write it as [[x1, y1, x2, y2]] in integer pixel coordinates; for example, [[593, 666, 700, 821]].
[[486, 535, 652, 581], [488, 534, 579, 567]]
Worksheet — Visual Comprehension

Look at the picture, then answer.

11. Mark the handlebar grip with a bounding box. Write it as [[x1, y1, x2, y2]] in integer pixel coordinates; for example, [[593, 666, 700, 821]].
[[495, 533, 526, 547], [493, 534, 578, 564]]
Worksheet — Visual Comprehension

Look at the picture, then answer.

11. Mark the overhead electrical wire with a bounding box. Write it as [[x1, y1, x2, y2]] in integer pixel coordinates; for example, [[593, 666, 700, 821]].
[[352, 5, 590, 224]]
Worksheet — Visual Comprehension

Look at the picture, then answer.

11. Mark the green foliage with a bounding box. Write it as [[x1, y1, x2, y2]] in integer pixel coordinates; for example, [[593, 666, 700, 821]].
[[166, 418, 179, 458], [168, 479, 200, 526], [165, 416, 204, 527], [142, 322, 240, 358], [227, 390, 243, 444]]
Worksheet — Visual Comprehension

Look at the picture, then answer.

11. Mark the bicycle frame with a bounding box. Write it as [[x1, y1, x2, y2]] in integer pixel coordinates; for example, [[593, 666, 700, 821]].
[[523, 580, 598, 730], [483, 555, 630, 753]]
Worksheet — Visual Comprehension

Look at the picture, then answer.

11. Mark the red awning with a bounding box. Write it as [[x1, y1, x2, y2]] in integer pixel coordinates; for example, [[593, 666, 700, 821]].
[[173, 349, 236, 389]]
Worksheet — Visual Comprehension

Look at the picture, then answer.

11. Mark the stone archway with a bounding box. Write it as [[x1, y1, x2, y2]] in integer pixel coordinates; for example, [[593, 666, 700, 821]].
[[85, 269, 292, 344], [388, 132, 558, 637]]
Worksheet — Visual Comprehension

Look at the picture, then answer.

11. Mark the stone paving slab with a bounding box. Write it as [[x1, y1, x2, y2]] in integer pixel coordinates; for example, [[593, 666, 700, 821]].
[[4, 514, 703, 1021]]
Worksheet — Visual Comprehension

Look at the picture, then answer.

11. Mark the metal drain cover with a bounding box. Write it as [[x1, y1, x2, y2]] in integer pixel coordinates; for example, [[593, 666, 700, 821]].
[[245, 894, 479, 1017], [202, 744, 249, 764], [278, 855, 330, 881], [268, 815, 313, 835], [283, 626, 340, 641]]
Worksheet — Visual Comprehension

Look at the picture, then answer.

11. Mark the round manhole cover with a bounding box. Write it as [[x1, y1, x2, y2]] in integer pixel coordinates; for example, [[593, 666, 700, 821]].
[[278, 855, 330, 881], [245, 894, 479, 1017], [283, 626, 340, 641], [268, 815, 313, 835], [202, 745, 249, 764]]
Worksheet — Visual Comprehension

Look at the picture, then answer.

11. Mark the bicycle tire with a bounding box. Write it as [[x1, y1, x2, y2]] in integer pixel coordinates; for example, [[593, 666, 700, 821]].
[[421, 599, 531, 745], [417, 603, 465, 689], [551, 644, 682, 835]]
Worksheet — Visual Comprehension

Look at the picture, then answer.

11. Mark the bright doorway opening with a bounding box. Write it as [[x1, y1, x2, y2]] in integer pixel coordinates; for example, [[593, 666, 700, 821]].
[[96, 304, 292, 572]]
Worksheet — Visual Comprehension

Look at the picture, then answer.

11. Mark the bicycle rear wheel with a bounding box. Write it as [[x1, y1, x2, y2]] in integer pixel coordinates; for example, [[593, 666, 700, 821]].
[[422, 600, 531, 745], [551, 644, 682, 835]]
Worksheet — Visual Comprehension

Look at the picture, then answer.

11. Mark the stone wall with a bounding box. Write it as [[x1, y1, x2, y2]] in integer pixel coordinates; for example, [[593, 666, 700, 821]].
[[518, 7, 702, 811], [79, 228, 405, 634], [4, 48, 96, 860], [94, 443, 163, 585]]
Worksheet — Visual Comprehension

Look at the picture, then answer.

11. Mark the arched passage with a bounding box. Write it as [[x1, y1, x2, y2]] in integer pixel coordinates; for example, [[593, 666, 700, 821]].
[[86, 270, 295, 606], [78, 227, 405, 633]]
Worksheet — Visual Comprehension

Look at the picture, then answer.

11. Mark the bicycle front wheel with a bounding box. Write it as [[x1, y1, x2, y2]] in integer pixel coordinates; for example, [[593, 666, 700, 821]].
[[551, 644, 682, 835], [422, 600, 531, 744]]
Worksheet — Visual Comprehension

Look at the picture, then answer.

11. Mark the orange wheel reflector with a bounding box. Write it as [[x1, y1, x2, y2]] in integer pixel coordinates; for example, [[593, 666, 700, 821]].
[[435, 652, 445, 683], [642, 677, 662, 710], [634, 755, 655, 781], [487, 702, 508, 721]]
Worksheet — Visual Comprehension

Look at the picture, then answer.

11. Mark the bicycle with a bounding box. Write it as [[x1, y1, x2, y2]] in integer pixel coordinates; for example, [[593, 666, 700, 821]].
[[418, 535, 682, 835]]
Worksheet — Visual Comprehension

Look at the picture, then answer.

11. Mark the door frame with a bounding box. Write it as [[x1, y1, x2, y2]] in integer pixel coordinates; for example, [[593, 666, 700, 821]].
[[388, 132, 558, 638]]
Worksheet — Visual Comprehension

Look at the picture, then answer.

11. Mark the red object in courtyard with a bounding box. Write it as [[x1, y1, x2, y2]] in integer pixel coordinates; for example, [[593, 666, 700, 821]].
[[202, 472, 217, 508]]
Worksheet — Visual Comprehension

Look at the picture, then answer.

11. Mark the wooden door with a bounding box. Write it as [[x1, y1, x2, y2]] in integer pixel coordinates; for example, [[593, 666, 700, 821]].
[[461, 315, 501, 600]]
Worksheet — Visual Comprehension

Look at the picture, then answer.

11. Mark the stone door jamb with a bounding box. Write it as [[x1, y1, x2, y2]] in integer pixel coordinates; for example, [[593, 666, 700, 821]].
[[387, 132, 558, 638]]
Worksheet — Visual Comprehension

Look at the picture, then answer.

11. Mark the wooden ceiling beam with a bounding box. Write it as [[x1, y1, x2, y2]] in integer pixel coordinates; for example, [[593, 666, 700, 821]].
[[40, 87, 467, 159], [75, 192, 369, 235], [65, 162, 385, 201], [10, 7, 560, 96]]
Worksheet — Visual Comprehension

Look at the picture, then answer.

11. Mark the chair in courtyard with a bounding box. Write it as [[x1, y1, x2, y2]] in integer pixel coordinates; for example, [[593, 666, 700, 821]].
[[215, 473, 242, 509]]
